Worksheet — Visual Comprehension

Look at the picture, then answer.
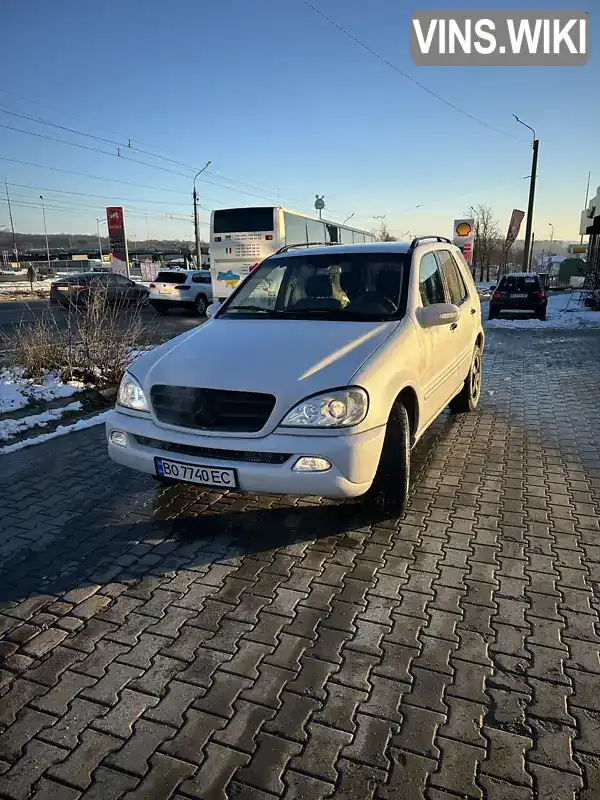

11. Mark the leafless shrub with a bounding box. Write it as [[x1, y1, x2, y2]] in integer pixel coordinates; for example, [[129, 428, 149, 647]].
[[1, 284, 156, 387]]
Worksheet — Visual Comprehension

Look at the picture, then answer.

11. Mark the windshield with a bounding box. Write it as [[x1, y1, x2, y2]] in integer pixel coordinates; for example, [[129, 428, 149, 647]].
[[219, 251, 409, 321]]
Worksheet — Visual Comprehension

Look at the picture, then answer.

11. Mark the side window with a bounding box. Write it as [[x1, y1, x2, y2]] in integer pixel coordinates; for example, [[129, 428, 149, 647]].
[[306, 218, 325, 243], [419, 252, 446, 306], [284, 212, 308, 246], [340, 227, 353, 244], [436, 250, 468, 305], [191, 272, 210, 284]]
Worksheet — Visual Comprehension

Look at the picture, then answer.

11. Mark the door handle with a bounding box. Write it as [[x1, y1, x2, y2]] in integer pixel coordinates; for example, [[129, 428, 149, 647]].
[[470, 308, 476, 315], [450, 323, 458, 331]]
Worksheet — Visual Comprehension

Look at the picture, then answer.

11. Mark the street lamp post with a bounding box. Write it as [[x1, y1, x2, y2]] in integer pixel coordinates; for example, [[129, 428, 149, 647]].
[[343, 213, 355, 225], [548, 223, 554, 270], [96, 218, 104, 262], [193, 161, 211, 269], [40, 195, 51, 272], [513, 116, 539, 272]]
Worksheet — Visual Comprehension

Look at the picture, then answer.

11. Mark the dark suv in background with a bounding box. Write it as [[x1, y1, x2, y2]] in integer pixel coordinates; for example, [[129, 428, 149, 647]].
[[489, 272, 548, 321]]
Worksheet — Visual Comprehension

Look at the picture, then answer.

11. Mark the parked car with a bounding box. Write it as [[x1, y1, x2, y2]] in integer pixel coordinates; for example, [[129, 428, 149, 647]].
[[148, 269, 213, 315], [488, 272, 547, 320], [107, 238, 484, 516], [50, 272, 149, 308]]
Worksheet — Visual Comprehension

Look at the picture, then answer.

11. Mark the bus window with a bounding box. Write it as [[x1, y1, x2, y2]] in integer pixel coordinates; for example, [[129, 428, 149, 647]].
[[284, 212, 308, 246], [306, 218, 326, 243]]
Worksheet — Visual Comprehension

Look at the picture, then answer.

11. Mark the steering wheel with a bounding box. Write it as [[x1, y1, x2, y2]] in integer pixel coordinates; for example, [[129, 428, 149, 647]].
[[347, 292, 397, 314]]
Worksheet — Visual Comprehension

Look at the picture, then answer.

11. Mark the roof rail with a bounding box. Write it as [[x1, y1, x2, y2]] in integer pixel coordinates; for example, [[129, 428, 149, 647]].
[[275, 241, 342, 254], [410, 236, 452, 248]]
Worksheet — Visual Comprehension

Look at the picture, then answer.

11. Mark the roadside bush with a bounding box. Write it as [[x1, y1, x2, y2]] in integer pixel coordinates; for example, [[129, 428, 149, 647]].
[[1, 288, 155, 388]]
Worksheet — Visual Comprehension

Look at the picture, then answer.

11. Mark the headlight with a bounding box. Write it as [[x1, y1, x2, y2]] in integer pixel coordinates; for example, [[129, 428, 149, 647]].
[[117, 372, 149, 412], [280, 388, 368, 428]]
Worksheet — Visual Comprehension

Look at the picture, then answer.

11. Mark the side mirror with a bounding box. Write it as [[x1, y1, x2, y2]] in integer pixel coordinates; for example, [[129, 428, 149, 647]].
[[206, 301, 221, 319], [417, 303, 460, 328]]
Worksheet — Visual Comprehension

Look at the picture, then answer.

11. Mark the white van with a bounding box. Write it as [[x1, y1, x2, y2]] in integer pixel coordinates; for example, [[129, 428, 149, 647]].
[[107, 238, 484, 515]]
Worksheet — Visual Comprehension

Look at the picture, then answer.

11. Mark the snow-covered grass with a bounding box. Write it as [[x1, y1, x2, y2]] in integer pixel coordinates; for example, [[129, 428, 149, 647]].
[[0, 410, 109, 454], [0, 367, 84, 414], [476, 282, 496, 300], [0, 279, 54, 298], [0, 401, 83, 442], [485, 292, 600, 329]]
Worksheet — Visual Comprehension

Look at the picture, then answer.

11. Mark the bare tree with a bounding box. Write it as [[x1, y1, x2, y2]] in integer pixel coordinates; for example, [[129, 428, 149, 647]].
[[376, 222, 397, 242], [466, 205, 501, 282]]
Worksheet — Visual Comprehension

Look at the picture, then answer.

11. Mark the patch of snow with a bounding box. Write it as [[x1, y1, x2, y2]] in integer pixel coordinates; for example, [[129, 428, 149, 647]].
[[476, 282, 496, 300], [485, 292, 600, 330], [0, 411, 109, 455], [0, 368, 83, 414], [0, 401, 83, 442], [0, 279, 55, 297]]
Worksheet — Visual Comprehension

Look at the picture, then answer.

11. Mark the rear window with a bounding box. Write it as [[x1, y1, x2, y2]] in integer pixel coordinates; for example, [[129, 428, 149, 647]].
[[500, 275, 540, 291], [213, 207, 274, 234], [156, 271, 188, 284]]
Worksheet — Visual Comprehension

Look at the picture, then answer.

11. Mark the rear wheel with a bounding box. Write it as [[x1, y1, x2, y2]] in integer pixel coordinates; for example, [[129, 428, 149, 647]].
[[363, 402, 410, 518], [536, 308, 547, 321], [488, 307, 498, 320], [195, 294, 208, 316], [449, 345, 482, 414]]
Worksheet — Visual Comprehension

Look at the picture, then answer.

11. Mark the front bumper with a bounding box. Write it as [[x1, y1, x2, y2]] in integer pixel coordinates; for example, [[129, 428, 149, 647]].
[[105, 409, 386, 499]]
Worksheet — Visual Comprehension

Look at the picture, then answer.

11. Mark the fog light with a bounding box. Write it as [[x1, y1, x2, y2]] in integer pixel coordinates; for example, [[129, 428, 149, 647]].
[[293, 457, 331, 472], [110, 430, 127, 447]]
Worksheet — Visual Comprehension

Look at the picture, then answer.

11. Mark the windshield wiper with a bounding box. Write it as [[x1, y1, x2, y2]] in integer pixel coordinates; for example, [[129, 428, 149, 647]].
[[225, 305, 280, 314]]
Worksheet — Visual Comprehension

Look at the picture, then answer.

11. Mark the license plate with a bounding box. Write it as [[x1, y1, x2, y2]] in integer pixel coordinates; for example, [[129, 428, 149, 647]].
[[159, 288, 170, 295], [154, 457, 237, 488], [510, 293, 527, 298], [54, 284, 68, 290]]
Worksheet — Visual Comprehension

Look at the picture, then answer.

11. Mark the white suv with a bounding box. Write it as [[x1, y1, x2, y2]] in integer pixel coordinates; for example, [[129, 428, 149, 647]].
[[107, 238, 483, 515], [148, 269, 213, 315]]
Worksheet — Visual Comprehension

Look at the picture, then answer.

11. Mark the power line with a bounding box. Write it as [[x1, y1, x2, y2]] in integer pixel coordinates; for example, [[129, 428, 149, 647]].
[[301, 1, 522, 141], [5, 182, 210, 210], [0, 103, 307, 205]]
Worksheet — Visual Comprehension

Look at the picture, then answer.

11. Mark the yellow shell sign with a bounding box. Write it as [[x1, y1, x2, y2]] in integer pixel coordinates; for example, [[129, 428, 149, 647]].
[[455, 222, 472, 237]]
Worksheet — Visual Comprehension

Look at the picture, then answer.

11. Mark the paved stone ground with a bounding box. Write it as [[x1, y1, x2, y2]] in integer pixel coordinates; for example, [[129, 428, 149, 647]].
[[0, 327, 599, 800]]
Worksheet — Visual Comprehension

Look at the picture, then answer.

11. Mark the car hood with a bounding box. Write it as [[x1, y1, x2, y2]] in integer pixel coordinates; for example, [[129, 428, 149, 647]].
[[132, 317, 399, 437]]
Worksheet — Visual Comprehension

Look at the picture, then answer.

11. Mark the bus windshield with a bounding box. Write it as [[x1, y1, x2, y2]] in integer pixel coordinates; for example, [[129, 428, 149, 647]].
[[220, 252, 410, 322], [213, 207, 274, 234]]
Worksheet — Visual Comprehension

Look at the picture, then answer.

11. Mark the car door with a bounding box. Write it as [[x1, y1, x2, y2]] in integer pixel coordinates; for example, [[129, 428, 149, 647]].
[[435, 250, 475, 388], [417, 251, 457, 424]]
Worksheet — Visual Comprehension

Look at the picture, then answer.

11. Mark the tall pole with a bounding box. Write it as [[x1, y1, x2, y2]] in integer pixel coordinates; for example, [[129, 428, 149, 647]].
[[529, 232, 535, 272], [193, 160, 211, 269], [4, 179, 19, 268], [40, 195, 50, 271], [548, 223, 554, 270], [96, 218, 103, 261], [513, 116, 539, 272], [580, 170, 591, 245]]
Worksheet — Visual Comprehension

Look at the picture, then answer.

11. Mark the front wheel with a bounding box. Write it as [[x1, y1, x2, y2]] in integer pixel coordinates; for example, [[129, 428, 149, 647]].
[[363, 402, 410, 518], [449, 345, 482, 414]]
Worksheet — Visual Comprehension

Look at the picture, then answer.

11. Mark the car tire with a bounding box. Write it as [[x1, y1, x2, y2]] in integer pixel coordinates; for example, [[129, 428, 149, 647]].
[[449, 345, 482, 414], [536, 309, 547, 321], [488, 308, 497, 320], [195, 294, 208, 316], [363, 402, 410, 518]]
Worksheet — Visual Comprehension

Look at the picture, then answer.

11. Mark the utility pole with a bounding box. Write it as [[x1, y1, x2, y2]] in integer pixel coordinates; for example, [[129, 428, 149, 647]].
[[39, 195, 51, 271], [529, 233, 535, 272], [193, 160, 211, 269], [96, 218, 104, 261], [513, 116, 539, 272], [580, 170, 591, 245], [4, 179, 19, 268]]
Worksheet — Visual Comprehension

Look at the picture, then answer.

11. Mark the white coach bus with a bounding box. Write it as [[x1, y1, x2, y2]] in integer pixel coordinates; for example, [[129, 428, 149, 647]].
[[209, 206, 376, 301]]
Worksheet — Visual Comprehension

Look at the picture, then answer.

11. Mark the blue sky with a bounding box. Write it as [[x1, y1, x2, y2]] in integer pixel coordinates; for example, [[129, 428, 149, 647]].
[[0, 0, 597, 244]]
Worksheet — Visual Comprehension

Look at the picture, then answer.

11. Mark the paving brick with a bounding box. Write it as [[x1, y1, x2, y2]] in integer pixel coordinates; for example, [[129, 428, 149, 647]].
[[128, 655, 184, 697], [378, 749, 436, 800], [92, 688, 158, 738], [439, 696, 486, 747], [477, 775, 534, 800], [63, 619, 118, 653], [528, 718, 581, 774], [80, 662, 143, 706], [481, 727, 533, 786], [527, 763, 583, 800], [315, 682, 367, 733], [21, 628, 68, 658], [529, 676, 576, 724], [160, 624, 213, 662], [213, 699, 276, 753], [336, 757, 387, 798], [145, 679, 205, 728], [287, 655, 338, 700], [237, 732, 302, 794], [47, 729, 122, 789], [429, 737, 485, 799], [0, 740, 67, 800], [121, 753, 195, 799], [0, 678, 46, 726], [38, 698, 106, 749], [282, 770, 335, 800], [0, 707, 56, 761], [30, 779, 81, 800], [263, 691, 320, 742], [342, 713, 391, 770]]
